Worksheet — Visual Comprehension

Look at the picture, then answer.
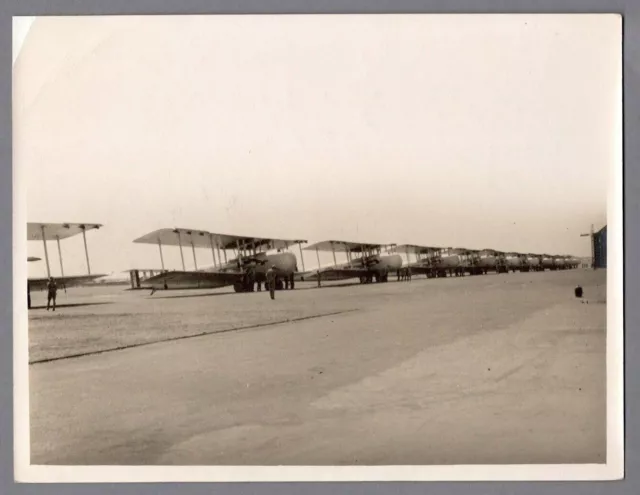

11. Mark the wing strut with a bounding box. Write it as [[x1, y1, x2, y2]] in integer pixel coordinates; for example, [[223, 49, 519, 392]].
[[315, 247, 321, 270], [56, 235, 65, 276], [157, 239, 165, 270], [40, 225, 51, 277], [80, 225, 92, 274], [209, 234, 217, 267], [176, 230, 186, 270], [298, 243, 305, 272], [331, 242, 337, 267], [190, 234, 198, 270]]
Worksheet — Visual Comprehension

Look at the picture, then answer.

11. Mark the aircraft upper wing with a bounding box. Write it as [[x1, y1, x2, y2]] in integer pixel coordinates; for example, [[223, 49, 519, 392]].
[[28, 222, 103, 241], [477, 249, 503, 255], [447, 247, 473, 254], [304, 240, 385, 254], [394, 244, 441, 255], [28, 274, 106, 291], [133, 227, 307, 251]]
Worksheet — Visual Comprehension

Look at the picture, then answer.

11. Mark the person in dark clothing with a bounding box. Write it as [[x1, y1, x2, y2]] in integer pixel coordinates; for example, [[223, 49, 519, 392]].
[[266, 265, 277, 300], [46, 277, 57, 311]]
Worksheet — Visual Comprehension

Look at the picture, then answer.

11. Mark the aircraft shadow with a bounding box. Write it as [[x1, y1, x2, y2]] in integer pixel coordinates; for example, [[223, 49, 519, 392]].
[[150, 291, 243, 300], [144, 273, 509, 300], [149, 283, 355, 299], [298, 282, 370, 289], [154, 279, 433, 299], [29, 302, 113, 310]]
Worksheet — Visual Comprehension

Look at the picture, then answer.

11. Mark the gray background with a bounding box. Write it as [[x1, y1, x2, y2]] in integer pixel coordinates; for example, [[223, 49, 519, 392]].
[[0, 0, 635, 494]]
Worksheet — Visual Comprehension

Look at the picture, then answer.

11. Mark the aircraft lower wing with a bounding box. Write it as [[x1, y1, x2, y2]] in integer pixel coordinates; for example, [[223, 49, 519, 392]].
[[28, 274, 106, 291], [298, 267, 370, 282], [407, 265, 432, 275], [142, 270, 245, 290]]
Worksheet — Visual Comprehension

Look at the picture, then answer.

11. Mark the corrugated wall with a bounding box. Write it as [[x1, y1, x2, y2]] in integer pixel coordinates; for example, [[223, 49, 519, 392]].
[[593, 226, 607, 269]]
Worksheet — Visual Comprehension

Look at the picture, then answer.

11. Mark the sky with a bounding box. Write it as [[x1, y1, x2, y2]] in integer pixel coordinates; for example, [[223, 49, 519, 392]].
[[13, 15, 617, 278]]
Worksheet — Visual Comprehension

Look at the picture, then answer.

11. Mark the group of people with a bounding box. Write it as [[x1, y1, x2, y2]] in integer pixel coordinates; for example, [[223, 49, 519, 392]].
[[242, 264, 284, 299], [397, 267, 412, 282]]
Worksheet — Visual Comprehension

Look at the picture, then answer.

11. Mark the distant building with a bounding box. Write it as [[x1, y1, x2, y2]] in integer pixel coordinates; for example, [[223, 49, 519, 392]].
[[593, 225, 607, 269]]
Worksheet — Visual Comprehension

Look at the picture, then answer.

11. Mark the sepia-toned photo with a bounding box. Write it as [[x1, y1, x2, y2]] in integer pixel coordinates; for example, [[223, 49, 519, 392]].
[[13, 13, 623, 482]]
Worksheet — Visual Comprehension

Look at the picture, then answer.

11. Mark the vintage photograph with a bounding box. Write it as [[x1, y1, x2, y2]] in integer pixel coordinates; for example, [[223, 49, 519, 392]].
[[13, 13, 622, 481]]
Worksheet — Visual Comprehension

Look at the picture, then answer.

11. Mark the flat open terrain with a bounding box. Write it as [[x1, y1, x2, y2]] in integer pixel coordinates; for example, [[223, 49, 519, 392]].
[[28, 269, 606, 465]]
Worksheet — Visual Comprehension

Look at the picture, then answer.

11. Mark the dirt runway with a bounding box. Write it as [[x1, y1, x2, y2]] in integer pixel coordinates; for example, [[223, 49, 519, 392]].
[[28, 269, 606, 465]]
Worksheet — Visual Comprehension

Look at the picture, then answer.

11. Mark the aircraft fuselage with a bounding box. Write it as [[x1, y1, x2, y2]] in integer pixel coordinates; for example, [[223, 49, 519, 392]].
[[369, 254, 403, 273], [216, 252, 297, 279], [144, 252, 299, 290], [302, 254, 403, 282], [476, 254, 497, 269], [541, 257, 555, 270], [433, 254, 463, 268], [527, 256, 541, 267]]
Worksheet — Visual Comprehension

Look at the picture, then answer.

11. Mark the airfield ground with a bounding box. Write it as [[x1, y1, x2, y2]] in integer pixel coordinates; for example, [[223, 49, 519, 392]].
[[28, 269, 607, 465]]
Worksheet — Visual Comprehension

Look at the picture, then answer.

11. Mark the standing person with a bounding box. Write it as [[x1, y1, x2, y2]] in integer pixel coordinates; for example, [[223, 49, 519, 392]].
[[266, 264, 277, 300], [46, 277, 57, 311]]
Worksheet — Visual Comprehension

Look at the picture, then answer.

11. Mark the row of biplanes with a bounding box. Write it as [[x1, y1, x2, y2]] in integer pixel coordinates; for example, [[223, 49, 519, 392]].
[[26, 223, 582, 306]]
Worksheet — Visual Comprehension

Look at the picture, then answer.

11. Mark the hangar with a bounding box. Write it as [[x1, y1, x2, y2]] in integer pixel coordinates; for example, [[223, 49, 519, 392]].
[[593, 225, 607, 269]]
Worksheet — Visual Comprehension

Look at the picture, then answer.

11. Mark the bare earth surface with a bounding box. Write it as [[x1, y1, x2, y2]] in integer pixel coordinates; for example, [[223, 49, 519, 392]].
[[29, 269, 606, 465]]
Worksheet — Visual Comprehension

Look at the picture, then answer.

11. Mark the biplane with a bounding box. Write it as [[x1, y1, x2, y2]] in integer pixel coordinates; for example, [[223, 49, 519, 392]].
[[299, 240, 403, 285], [391, 245, 470, 278], [566, 256, 581, 269], [391, 244, 440, 278], [553, 255, 568, 270], [27, 222, 106, 308], [406, 246, 482, 278], [525, 254, 543, 271], [475, 249, 500, 274], [540, 254, 556, 271], [131, 228, 307, 293]]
